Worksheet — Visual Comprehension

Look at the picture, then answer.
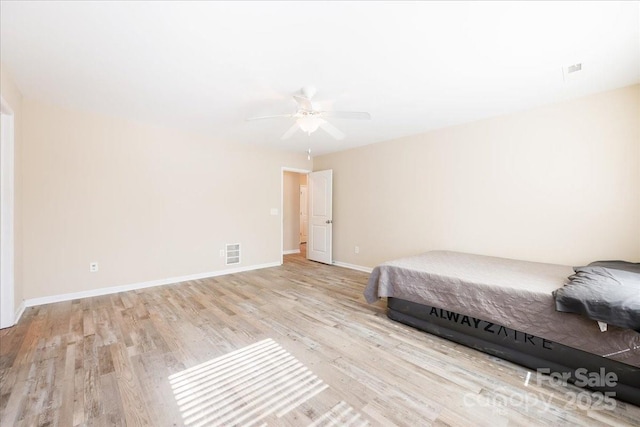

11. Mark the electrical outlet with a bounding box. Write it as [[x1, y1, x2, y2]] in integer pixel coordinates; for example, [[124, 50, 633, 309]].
[[219, 249, 225, 258], [354, 246, 360, 254], [89, 262, 98, 272]]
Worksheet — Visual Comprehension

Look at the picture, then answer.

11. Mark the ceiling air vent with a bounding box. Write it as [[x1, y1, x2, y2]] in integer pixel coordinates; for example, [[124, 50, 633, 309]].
[[567, 63, 582, 74], [562, 62, 583, 83], [226, 243, 241, 265]]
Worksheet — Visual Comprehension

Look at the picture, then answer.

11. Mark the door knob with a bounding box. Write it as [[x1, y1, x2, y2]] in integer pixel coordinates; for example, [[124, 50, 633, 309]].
[[325, 220, 333, 224]]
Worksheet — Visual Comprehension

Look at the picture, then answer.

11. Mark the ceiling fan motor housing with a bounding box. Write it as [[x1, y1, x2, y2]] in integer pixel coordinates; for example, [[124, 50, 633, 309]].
[[301, 86, 317, 99]]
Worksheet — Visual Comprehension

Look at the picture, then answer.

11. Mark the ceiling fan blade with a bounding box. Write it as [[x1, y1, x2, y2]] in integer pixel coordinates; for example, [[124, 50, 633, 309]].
[[246, 114, 295, 121], [281, 122, 300, 140], [319, 111, 371, 120], [293, 95, 313, 111], [318, 119, 345, 140]]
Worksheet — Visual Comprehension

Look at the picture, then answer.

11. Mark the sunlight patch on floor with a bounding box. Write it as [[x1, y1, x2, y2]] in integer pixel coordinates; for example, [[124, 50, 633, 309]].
[[309, 401, 369, 427], [168, 338, 329, 426]]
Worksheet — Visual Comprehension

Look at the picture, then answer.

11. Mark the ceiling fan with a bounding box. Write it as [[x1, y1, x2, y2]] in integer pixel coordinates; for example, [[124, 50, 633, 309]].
[[247, 86, 371, 140]]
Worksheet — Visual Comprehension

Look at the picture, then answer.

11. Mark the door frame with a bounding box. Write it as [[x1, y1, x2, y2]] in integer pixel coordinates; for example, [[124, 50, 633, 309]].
[[0, 96, 15, 329], [299, 184, 308, 244], [280, 167, 311, 265]]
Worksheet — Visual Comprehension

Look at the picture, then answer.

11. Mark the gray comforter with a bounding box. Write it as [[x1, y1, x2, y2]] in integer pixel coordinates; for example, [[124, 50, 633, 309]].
[[553, 265, 640, 332], [365, 251, 640, 367]]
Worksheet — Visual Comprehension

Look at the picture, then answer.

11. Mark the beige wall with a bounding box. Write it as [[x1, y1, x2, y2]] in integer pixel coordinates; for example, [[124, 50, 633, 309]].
[[22, 99, 310, 300], [0, 63, 24, 313], [9, 79, 640, 301], [315, 85, 640, 267], [283, 171, 301, 252]]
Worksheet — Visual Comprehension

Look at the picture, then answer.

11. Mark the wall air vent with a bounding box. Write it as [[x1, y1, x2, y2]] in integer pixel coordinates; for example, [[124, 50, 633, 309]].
[[225, 243, 241, 265]]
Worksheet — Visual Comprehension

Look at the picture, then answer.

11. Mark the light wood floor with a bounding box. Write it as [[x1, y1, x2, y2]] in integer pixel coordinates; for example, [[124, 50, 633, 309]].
[[2, 253, 639, 426]]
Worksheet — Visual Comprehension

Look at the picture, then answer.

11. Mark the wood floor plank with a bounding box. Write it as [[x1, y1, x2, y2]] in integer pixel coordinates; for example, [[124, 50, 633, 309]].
[[56, 342, 76, 427], [1, 252, 639, 426], [110, 341, 153, 426]]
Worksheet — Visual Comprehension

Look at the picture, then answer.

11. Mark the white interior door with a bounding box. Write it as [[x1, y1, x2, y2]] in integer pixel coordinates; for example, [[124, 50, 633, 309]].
[[299, 185, 308, 244], [307, 170, 332, 264]]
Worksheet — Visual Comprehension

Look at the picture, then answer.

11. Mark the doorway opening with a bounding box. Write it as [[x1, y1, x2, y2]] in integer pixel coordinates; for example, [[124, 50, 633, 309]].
[[281, 168, 310, 265]]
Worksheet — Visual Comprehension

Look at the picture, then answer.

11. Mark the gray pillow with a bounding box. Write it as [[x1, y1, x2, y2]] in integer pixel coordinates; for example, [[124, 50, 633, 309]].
[[553, 266, 640, 332], [588, 260, 640, 274]]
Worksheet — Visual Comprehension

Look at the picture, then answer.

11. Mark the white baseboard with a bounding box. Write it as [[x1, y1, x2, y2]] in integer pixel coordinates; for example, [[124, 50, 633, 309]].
[[24, 262, 281, 309], [283, 249, 301, 255], [332, 261, 373, 274], [14, 300, 25, 324]]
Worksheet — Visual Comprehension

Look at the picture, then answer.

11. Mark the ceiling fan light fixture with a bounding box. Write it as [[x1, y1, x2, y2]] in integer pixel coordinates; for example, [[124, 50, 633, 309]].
[[247, 86, 370, 142], [298, 116, 322, 135]]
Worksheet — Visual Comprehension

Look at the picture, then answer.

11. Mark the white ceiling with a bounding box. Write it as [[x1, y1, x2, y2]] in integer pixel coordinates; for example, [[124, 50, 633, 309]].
[[1, 1, 639, 156]]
